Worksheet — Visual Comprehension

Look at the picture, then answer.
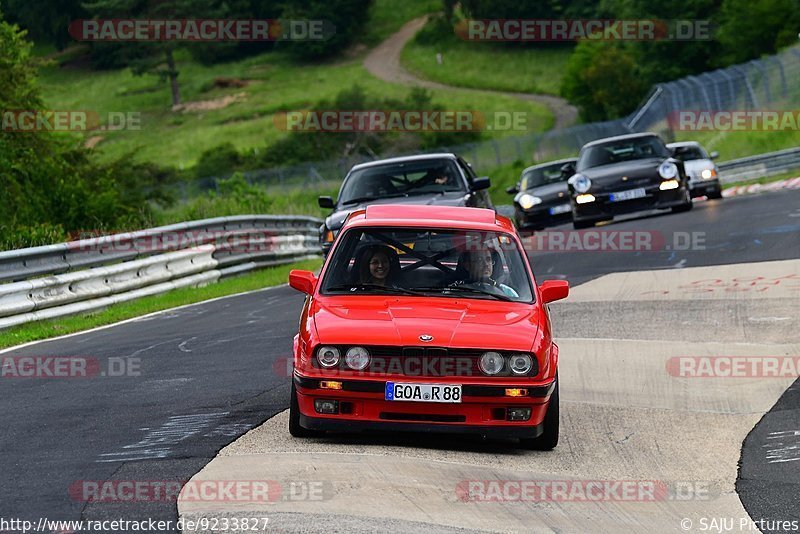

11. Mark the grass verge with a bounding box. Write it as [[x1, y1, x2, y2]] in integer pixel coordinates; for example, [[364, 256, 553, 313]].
[[0, 258, 321, 350], [723, 168, 800, 188], [402, 37, 572, 96]]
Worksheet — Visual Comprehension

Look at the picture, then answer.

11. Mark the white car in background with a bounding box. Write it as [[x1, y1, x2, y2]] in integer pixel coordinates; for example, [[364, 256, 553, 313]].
[[667, 141, 722, 199]]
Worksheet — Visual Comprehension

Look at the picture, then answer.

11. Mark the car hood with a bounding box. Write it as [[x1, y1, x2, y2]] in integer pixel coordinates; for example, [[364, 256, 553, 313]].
[[514, 182, 569, 204], [580, 158, 669, 190], [325, 192, 468, 230], [311, 297, 541, 352]]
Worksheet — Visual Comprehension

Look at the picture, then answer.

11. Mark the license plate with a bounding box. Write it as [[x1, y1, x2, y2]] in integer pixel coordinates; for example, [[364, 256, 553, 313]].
[[610, 188, 646, 202], [549, 204, 571, 215], [385, 382, 462, 403]]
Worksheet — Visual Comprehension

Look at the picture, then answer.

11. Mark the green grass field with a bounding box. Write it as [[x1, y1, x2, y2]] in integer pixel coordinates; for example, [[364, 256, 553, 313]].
[[672, 129, 800, 162], [37, 49, 552, 169], [402, 37, 572, 96]]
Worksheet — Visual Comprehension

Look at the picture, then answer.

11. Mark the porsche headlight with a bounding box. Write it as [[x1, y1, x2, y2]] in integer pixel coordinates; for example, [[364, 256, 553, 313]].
[[518, 194, 542, 210], [569, 174, 592, 193], [659, 161, 678, 179]]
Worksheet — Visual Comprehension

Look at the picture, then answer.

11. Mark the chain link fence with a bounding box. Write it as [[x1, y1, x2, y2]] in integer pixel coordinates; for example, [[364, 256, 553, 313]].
[[184, 43, 800, 196]]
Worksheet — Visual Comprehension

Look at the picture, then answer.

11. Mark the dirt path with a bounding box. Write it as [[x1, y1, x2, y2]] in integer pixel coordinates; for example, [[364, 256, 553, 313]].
[[363, 16, 579, 130]]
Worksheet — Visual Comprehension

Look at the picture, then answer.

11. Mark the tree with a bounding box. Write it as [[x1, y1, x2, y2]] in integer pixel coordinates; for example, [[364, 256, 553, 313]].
[[278, 0, 373, 59], [2, 0, 87, 50], [716, 0, 800, 64]]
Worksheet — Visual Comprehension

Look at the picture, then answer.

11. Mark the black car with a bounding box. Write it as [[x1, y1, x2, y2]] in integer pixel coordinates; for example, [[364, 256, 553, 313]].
[[563, 133, 693, 229], [318, 153, 493, 254], [506, 158, 578, 230]]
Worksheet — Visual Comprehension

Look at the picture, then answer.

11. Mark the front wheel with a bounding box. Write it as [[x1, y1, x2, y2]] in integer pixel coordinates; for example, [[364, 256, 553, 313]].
[[520, 378, 559, 450], [671, 190, 693, 213], [289, 381, 325, 438]]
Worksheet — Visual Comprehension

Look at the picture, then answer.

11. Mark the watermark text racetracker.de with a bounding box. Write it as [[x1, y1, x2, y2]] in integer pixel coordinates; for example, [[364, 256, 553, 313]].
[[274, 110, 531, 132], [1, 110, 141, 132], [669, 110, 800, 131], [456, 479, 713, 502], [519, 230, 706, 253], [69, 18, 334, 41], [1, 356, 141, 379], [0, 516, 271, 533], [457, 19, 712, 41], [667, 356, 800, 378]]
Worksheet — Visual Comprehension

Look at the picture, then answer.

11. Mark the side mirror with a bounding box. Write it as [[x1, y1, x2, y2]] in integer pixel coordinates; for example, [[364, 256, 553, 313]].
[[289, 270, 318, 295], [560, 163, 575, 177], [539, 280, 569, 304], [506, 184, 519, 195], [318, 196, 335, 209], [472, 176, 491, 191], [710, 151, 719, 160]]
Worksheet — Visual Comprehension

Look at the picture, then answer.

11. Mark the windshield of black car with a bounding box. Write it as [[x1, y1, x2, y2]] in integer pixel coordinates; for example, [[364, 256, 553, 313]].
[[338, 159, 465, 205], [521, 164, 568, 189], [577, 137, 670, 171], [320, 227, 534, 303], [673, 146, 708, 161]]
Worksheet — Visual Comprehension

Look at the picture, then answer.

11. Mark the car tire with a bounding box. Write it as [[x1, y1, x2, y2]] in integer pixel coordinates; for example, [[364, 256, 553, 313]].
[[289, 381, 325, 438], [671, 190, 693, 213], [520, 377, 559, 451], [573, 219, 595, 229]]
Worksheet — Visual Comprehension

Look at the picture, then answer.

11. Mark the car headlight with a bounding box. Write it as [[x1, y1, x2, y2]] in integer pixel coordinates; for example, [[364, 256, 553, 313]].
[[701, 168, 716, 179], [479, 351, 505, 375], [344, 346, 370, 371], [508, 354, 533, 375], [518, 194, 542, 210], [659, 161, 678, 179], [569, 174, 592, 193], [316, 346, 340, 368]]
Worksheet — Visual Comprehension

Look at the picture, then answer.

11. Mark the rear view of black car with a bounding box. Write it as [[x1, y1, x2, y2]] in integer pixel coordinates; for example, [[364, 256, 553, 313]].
[[318, 153, 493, 254], [564, 133, 693, 229], [506, 158, 577, 230]]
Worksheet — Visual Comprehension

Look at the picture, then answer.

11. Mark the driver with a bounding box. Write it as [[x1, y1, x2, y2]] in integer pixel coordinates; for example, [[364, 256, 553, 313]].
[[420, 167, 455, 187], [456, 250, 519, 298]]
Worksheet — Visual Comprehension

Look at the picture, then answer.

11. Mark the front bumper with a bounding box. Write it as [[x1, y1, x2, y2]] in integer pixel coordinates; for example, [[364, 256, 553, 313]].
[[515, 204, 573, 229], [572, 185, 688, 222], [294, 372, 554, 438], [689, 178, 721, 197]]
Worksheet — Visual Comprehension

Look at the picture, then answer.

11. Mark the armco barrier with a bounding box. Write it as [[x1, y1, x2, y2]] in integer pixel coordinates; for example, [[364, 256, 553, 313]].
[[717, 146, 800, 183], [0, 215, 322, 330]]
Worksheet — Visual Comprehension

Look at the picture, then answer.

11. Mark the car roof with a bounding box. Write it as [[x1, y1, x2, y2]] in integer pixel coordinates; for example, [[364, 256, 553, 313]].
[[343, 205, 515, 233], [581, 132, 661, 149], [349, 153, 459, 172], [521, 157, 578, 174]]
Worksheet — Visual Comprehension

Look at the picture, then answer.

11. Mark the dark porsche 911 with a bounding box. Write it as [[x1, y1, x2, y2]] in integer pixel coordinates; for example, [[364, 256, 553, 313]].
[[506, 158, 577, 230], [564, 133, 693, 229], [318, 153, 493, 254]]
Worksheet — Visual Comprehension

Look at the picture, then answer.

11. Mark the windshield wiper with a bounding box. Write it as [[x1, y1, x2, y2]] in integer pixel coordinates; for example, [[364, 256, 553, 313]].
[[414, 285, 513, 301], [340, 192, 409, 206], [326, 284, 424, 296]]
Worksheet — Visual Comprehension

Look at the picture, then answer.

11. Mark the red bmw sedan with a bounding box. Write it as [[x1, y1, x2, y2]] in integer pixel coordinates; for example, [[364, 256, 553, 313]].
[[287, 205, 569, 449]]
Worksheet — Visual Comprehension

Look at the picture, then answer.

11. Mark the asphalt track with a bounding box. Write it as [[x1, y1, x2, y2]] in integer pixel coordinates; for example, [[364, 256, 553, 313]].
[[1, 188, 798, 533]]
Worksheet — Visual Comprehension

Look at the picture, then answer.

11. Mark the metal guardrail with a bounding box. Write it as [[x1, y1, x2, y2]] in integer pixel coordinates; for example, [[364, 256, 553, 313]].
[[717, 146, 800, 183], [0, 215, 322, 330]]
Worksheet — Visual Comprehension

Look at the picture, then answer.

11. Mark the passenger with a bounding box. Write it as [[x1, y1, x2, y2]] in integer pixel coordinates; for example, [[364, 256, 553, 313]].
[[357, 245, 399, 287]]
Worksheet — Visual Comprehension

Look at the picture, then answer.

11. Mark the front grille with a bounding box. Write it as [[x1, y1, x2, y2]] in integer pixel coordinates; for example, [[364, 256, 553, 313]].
[[313, 345, 537, 377]]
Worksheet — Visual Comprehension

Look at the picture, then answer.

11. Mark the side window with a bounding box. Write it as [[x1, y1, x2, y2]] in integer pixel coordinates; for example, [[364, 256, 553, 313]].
[[456, 158, 476, 186]]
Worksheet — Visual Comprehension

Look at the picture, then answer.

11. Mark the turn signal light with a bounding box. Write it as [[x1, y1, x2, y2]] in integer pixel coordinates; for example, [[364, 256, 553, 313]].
[[575, 194, 596, 204], [505, 388, 528, 397], [324, 230, 335, 243], [320, 381, 342, 390]]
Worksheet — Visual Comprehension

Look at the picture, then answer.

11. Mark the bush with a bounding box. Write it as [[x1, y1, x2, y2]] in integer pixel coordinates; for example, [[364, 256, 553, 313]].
[[196, 143, 243, 179]]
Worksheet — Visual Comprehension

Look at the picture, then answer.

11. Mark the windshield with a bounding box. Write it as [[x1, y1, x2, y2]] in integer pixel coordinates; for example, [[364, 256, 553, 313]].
[[520, 162, 570, 190], [577, 136, 670, 171], [321, 227, 534, 303], [672, 146, 709, 161], [338, 159, 465, 205]]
